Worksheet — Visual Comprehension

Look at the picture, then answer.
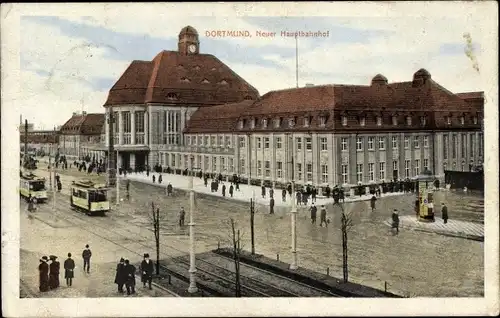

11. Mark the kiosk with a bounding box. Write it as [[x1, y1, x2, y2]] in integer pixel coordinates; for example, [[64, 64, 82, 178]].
[[414, 169, 435, 223]]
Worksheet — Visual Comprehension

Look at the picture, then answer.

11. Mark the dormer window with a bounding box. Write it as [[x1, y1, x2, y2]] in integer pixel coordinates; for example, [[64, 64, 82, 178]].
[[446, 116, 452, 125], [238, 120, 244, 129], [250, 118, 256, 129], [319, 116, 327, 127], [166, 93, 178, 100], [359, 117, 366, 126], [288, 118, 295, 127], [392, 116, 398, 126], [406, 116, 412, 126], [460, 116, 465, 125], [201, 79, 210, 84], [219, 79, 228, 85], [193, 65, 201, 71], [180, 77, 190, 83], [262, 118, 268, 128], [274, 118, 282, 128], [473, 116, 478, 124], [304, 117, 310, 127], [211, 67, 216, 71], [420, 116, 427, 126], [341, 116, 348, 126], [376, 116, 382, 126]]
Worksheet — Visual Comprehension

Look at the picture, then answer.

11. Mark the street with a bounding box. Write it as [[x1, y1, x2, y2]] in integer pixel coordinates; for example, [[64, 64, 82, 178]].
[[22, 165, 484, 297]]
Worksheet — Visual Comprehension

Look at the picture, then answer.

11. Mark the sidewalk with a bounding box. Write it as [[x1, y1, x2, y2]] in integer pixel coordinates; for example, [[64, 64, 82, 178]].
[[20, 207, 177, 298], [125, 172, 406, 207], [384, 215, 484, 241]]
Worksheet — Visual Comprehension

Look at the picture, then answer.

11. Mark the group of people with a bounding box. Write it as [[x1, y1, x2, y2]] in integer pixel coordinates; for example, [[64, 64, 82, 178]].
[[38, 245, 92, 293], [114, 253, 154, 295], [309, 204, 329, 227]]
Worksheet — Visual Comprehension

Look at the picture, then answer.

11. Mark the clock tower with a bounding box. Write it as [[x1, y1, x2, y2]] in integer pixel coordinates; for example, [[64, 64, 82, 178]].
[[178, 25, 200, 55]]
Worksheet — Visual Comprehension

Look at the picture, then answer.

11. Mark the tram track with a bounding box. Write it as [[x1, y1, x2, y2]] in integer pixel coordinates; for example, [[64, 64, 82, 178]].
[[28, 195, 337, 297]]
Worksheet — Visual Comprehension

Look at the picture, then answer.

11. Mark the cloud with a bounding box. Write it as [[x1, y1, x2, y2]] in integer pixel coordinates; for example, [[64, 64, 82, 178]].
[[12, 3, 495, 130]]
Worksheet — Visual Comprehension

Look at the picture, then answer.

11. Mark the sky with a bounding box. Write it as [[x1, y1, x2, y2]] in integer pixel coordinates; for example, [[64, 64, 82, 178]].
[[4, 2, 497, 129]]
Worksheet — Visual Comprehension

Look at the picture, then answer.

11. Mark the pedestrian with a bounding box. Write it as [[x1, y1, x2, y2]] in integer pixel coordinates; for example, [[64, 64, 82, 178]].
[[48, 255, 60, 290], [302, 192, 308, 206], [370, 195, 377, 212], [204, 176, 208, 187], [441, 203, 448, 224], [287, 183, 292, 196], [319, 205, 327, 227], [140, 253, 154, 290], [269, 188, 274, 198], [310, 204, 317, 224], [152, 175, 156, 183], [115, 258, 126, 293], [261, 185, 266, 199], [282, 189, 286, 202], [325, 185, 331, 199], [222, 183, 226, 197], [82, 244, 92, 274], [27, 194, 35, 212], [391, 209, 400, 234], [158, 174, 162, 184], [179, 207, 185, 227], [39, 256, 50, 292], [269, 197, 275, 214], [64, 253, 75, 287], [415, 198, 420, 219], [235, 179, 240, 191], [311, 187, 317, 203], [167, 183, 173, 196], [229, 184, 234, 197], [296, 191, 302, 206], [124, 259, 136, 295], [57, 180, 62, 192]]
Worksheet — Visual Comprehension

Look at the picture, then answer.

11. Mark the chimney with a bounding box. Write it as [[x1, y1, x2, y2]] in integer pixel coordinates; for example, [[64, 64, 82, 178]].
[[82, 111, 87, 116], [305, 83, 314, 87], [72, 112, 77, 116]]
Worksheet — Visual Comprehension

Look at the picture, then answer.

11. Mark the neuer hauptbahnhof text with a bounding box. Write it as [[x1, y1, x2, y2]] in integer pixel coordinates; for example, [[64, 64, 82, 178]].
[[204, 30, 330, 38]]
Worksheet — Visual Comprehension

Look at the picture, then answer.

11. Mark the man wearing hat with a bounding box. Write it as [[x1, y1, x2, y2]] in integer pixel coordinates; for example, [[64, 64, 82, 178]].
[[82, 244, 92, 274], [391, 209, 400, 235], [38, 256, 50, 292], [140, 253, 154, 290], [114, 258, 126, 293], [64, 253, 75, 287], [48, 255, 60, 290], [124, 259, 136, 295]]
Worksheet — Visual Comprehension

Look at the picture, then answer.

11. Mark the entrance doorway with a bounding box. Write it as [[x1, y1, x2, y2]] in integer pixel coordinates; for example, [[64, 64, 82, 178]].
[[135, 152, 146, 171]]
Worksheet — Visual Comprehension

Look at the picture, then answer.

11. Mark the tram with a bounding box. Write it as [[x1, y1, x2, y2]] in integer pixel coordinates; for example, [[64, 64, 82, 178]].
[[70, 179, 110, 215], [20, 172, 48, 203]]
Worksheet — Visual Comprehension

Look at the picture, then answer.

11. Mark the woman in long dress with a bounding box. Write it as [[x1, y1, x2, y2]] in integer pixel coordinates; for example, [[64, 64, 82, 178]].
[[39, 256, 50, 292], [48, 255, 60, 289]]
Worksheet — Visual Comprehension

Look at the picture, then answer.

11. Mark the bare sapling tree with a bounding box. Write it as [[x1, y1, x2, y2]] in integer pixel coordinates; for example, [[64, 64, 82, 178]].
[[148, 201, 163, 275], [225, 218, 246, 297], [336, 202, 354, 283]]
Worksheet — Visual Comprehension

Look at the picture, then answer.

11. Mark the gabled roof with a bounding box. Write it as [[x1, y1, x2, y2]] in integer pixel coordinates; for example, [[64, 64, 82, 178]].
[[60, 113, 105, 135], [104, 50, 259, 107]]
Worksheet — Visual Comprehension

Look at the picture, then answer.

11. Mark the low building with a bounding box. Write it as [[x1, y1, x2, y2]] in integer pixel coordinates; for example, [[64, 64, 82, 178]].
[[20, 129, 60, 155], [59, 112, 105, 161]]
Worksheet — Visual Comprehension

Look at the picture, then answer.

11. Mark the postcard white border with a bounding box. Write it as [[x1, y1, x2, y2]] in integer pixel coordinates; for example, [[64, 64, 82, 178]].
[[1, 2, 498, 317]]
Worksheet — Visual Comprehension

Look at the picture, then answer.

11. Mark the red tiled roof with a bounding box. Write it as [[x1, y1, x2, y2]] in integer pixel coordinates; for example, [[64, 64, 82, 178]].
[[20, 130, 59, 144], [104, 50, 259, 107], [184, 100, 254, 133], [60, 113, 105, 135], [456, 92, 484, 99]]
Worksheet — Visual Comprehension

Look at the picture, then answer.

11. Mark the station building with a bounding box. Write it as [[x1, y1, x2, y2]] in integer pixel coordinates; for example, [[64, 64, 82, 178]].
[[102, 26, 484, 189]]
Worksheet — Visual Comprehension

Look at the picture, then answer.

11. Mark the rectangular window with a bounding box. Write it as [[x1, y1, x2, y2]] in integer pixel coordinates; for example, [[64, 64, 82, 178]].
[[172, 155, 176, 167], [212, 157, 217, 171], [239, 158, 245, 174], [443, 135, 449, 159], [257, 137, 262, 149], [264, 161, 270, 177], [414, 136, 420, 149], [221, 157, 226, 171], [406, 116, 412, 126], [341, 137, 348, 151], [360, 117, 366, 126], [225, 136, 231, 147], [461, 134, 467, 157], [320, 137, 327, 151], [306, 163, 313, 182], [229, 158, 234, 173], [356, 164, 363, 183], [277, 161, 283, 178], [276, 137, 282, 149], [135, 111, 145, 133], [210, 136, 216, 146], [367, 137, 374, 150], [423, 159, 429, 171], [393, 160, 398, 178], [368, 163, 375, 182], [204, 136, 209, 146], [305, 137, 312, 150], [321, 165, 328, 183], [342, 116, 348, 126], [379, 162, 385, 181], [264, 137, 270, 149], [319, 116, 326, 126], [470, 134, 475, 157], [392, 136, 398, 149], [378, 137, 385, 150], [239, 137, 245, 148], [356, 137, 363, 151], [257, 160, 262, 176], [479, 133, 483, 157], [452, 134, 457, 158], [296, 137, 302, 150], [404, 137, 409, 149], [423, 136, 429, 148], [297, 163, 302, 180], [341, 164, 348, 184], [405, 160, 410, 178], [187, 136, 191, 145], [414, 159, 420, 176]]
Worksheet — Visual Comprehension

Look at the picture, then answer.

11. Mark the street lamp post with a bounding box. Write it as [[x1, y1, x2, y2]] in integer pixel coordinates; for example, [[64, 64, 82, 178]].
[[287, 132, 298, 270], [116, 149, 120, 205], [188, 154, 198, 293]]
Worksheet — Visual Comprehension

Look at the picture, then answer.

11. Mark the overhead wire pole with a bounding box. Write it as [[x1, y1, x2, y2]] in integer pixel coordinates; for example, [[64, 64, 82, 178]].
[[188, 156, 198, 293], [116, 149, 120, 205]]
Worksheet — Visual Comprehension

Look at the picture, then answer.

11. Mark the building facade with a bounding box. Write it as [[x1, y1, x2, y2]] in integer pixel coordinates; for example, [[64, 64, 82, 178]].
[[20, 129, 60, 155], [59, 112, 105, 160], [101, 26, 259, 171]]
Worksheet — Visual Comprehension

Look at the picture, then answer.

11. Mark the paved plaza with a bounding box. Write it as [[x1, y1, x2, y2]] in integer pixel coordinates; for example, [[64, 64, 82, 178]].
[[23, 165, 485, 297]]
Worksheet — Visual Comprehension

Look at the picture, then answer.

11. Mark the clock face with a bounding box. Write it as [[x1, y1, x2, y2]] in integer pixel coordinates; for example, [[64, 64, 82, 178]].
[[188, 44, 196, 53]]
